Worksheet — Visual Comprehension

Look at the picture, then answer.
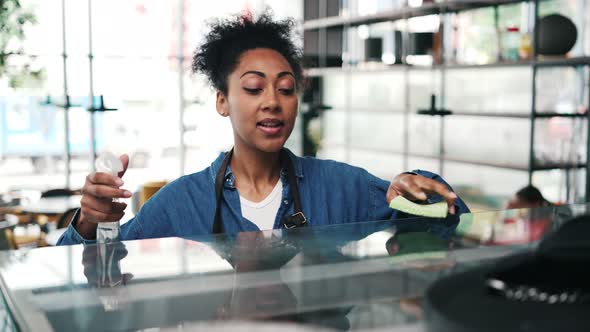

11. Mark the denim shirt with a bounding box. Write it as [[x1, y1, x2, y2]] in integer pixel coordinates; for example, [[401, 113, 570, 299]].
[[57, 149, 469, 245]]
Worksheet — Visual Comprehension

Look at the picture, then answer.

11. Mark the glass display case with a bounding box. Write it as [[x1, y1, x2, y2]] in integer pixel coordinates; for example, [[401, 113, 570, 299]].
[[0, 204, 586, 331]]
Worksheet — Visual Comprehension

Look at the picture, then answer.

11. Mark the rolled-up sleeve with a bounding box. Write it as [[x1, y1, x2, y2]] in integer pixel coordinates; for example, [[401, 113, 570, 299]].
[[56, 209, 96, 245], [56, 209, 144, 246]]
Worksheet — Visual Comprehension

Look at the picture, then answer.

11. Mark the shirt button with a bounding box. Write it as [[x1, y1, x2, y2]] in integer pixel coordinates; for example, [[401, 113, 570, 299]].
[[283, 200, 289, 205]]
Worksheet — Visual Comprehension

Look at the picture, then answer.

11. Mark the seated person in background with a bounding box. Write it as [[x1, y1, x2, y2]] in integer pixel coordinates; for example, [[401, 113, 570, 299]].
[[58, 12, 469, 246], [506, 185, 551, 209]]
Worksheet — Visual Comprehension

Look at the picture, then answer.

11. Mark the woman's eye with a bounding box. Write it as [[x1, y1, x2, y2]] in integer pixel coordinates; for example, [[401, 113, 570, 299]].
[[243, 87, 262, 94], [279, 88, 294, 95]]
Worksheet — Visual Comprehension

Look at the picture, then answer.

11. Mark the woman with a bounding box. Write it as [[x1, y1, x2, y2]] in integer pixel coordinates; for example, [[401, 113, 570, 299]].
[[506, 185, 551, 209], [58, 12, 468, 245]]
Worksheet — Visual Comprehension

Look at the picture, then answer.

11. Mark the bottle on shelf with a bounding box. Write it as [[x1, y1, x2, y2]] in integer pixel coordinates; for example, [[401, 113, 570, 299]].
[[502, 26, 521, 62], [519, 32, 532, 60]]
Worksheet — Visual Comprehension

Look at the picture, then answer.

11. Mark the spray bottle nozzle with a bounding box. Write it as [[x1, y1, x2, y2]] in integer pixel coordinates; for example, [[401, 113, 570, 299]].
[[95, 152, 123, 176]]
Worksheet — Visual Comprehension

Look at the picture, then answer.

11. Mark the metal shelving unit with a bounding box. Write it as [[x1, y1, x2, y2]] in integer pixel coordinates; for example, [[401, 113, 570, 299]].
[[303, 0, 525, 29], [303, 0, 590, 202]]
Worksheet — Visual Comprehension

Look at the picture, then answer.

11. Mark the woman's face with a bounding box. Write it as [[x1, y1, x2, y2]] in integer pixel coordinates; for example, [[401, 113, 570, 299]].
[[217, 48, 298, 153]]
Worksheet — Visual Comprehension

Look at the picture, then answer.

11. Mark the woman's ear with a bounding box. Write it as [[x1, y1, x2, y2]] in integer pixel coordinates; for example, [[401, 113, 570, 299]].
[[216, 91, 229, 117]]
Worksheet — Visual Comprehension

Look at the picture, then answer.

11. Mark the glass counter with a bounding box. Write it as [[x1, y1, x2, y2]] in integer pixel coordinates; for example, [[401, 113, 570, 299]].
[[0, 204, 586, 331]]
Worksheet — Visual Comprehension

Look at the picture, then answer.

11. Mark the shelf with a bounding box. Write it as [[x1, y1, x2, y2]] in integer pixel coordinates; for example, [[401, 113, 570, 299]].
[[534, 56, 590, 67], [305, 67, 349, 77], [533, 112, 588, 118], [323, 145, 587, 172], [325, 146, 528, 171], [437, 112, 588, 119], [305, 65, 406, 76], [435, 157, 585, 171], [420, 56, 590, 69], [532, 162, 587, 171], [319, 109, 586, 119], [437, 61, 533, 69], [440, 56, 590, 68], [411, 154, 587, 171], [303, 0, 524, 30], [449, 112, 529, 118], [326, 107, 407, 114], [305, 57, 590, 74], [305, 0, 590, 197], [326, 144, 406, 155], [408, 153, 530, 171], [406, 152, 586, 171]]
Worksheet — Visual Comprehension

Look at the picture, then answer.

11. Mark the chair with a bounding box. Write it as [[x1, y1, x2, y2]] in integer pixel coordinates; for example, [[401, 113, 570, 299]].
[[37, 188, 80, 225], [0, 226, 16, 250], [3, 226, 43, 249], [140, 181, 168, 208]]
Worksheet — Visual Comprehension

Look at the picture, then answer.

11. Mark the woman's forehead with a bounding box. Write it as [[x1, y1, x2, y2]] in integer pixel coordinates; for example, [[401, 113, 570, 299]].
[[234, 48, 294, 76]]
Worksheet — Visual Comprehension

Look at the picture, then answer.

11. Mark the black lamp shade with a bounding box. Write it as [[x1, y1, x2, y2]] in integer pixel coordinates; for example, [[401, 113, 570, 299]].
[[537, 14, 577, 56]]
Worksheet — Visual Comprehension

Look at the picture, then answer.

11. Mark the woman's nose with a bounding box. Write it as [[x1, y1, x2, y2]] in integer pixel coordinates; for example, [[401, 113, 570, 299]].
[[261, 89, 279, 111]]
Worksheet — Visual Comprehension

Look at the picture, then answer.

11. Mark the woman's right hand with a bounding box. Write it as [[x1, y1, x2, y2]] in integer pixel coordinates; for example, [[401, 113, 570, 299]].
[[76, 154, 133, 239]]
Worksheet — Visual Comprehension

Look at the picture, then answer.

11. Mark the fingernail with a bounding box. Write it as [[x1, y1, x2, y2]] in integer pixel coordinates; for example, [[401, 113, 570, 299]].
[[123, 190, 132, 197], [115, 178, 124, 186], [449, 206, 456, 215]]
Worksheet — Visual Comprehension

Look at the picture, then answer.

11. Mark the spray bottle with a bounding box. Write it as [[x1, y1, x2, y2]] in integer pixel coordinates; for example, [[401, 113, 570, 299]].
[[93, 152, 128, 312], [94, 152, 124, 243]]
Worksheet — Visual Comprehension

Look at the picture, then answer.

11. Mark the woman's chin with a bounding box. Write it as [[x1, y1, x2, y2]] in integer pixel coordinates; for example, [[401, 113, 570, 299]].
[[255, 140, 287, 153]]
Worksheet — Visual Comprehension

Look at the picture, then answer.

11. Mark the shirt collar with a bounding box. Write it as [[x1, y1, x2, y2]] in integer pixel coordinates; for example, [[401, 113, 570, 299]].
[[209, 148, 304, 186]]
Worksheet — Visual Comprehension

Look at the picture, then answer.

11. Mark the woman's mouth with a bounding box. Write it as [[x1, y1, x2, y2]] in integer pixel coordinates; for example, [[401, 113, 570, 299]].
[[257, 119, 284, 135]]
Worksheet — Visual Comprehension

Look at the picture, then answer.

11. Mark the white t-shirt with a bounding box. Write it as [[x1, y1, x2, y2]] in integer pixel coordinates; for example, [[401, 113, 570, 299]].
[[239, 180, 283, 230]]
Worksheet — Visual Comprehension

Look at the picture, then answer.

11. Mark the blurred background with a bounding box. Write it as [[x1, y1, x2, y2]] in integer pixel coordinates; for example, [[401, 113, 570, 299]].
[[0, 0, 589, 246], [0, 0, 301, 198]]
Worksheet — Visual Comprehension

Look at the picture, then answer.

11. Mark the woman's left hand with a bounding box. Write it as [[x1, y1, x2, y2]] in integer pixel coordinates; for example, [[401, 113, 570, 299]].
[[387, 173, 458, 215]]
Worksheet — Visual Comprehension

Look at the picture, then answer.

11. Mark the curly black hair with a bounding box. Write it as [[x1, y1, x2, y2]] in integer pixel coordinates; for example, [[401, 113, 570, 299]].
[[192, 12, 304, 95]]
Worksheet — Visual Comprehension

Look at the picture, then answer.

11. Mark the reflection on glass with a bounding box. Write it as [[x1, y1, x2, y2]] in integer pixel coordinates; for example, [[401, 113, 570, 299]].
[[455, 204, 578, 246], [1, 205, 589, 331], [82, 242, 131, 311], [215, 232, 301, 322]]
